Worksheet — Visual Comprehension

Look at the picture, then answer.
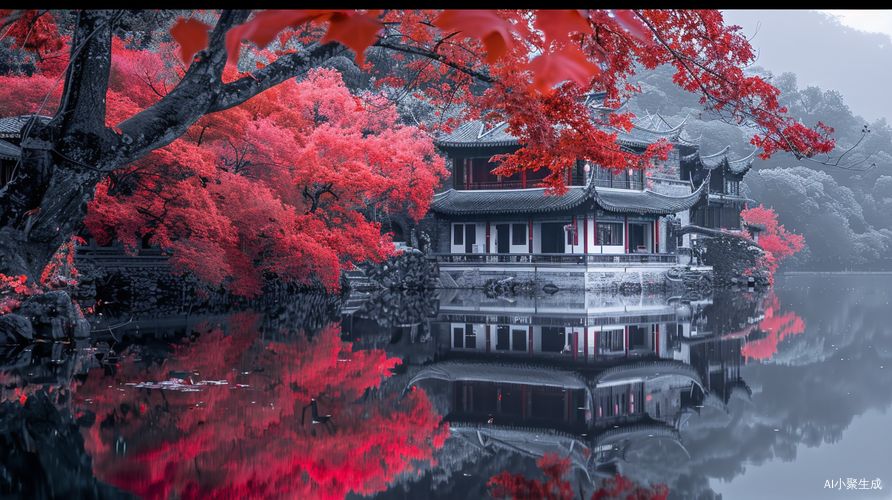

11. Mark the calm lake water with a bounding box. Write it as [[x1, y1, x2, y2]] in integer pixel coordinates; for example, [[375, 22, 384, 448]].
[[1, 275, 890, 499]]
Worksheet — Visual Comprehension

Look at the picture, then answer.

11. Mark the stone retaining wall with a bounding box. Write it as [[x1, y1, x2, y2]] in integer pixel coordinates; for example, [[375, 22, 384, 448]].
[[437, 265, 676, 294]]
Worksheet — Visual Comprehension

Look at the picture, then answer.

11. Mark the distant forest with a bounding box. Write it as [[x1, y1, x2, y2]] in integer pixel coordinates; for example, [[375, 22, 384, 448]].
[[628, 64, 892, 270]]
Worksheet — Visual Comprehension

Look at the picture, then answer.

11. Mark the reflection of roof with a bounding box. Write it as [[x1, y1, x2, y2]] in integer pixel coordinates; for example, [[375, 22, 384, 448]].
[[595, 360, 704, 391], [435, 121, 519, 148], [430, 183, 706, 216], [701, 392, 731, 416], [449, 422, 593, 479], [409, 360, 589, 391], [450, 422, 586, 454], [594, 421, 682, 449]]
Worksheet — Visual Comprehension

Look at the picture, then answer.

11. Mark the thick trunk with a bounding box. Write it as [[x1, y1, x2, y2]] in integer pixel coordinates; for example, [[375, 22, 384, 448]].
[[0, 145, 104, 281], [0, 11, 115, 282]]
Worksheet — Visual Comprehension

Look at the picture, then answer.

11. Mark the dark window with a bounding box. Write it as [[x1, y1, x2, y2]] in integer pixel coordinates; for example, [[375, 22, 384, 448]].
[[512, 223, 527, 246], [593, 167, 645, 190], [496, 326, 510, 350], [452, 158, 465, 188], [512, 329, 527, 352], [469, 158, 499, 184], [541, 223, 566, 253], [453, 327, 463, 348], [598, 329, 625, 352], [541, 327, 566, 353], [629, 325, 647, 349], [453, 224, 463, 245], [465, 324, 476, 349], [597, 222, 624, 246]]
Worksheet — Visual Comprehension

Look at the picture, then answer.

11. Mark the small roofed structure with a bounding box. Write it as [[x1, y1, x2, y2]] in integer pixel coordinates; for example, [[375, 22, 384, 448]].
[[0, 115, 51, 187], [682, 147, 758, 231]]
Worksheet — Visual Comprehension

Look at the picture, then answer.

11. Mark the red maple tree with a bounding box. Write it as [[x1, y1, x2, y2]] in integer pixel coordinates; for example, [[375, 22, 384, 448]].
[[741, 205, 805, 275], [73, 313, 448, 500], [56, 40, 448, 295]]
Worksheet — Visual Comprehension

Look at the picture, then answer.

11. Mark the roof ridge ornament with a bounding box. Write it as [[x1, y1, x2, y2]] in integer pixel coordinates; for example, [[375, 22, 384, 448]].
[[477, 120, 507, 139]]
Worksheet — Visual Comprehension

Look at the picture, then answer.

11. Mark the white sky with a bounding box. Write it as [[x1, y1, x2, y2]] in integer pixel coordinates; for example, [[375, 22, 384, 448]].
[[819, 10, 892, 38]]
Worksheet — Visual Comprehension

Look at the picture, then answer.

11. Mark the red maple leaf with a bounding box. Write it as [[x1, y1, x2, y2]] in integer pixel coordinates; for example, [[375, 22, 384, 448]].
[[534, 10, 591, 46], [321, 11, 383, 66], [524, 46, 601, 93], [609, 10, 650, 43], [169, 18, 212, 66], [433, 10, 514, 63]]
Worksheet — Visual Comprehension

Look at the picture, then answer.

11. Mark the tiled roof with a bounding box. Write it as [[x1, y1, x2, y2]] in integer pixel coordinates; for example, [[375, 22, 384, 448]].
[[689, 146, 757, 176], [0, 114, 51, 137], [430, 186, 590, 215], [434, 120, 519, 148], [431, 181, 707, 217], [0, 139, 20, 160], [435, 112, 696, 149], [614, 113, 692, 148], [594, 182, 706, 215], [728, 149, 758, 175]]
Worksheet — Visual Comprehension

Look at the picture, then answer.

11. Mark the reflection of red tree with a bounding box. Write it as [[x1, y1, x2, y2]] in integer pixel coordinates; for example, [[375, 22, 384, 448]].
[[489, 454, 667, 500], [73, 312, 447, 500], [741, 292, 805, 362]]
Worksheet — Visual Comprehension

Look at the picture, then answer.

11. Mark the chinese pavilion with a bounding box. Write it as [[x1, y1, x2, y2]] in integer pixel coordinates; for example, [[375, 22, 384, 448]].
[[428, 107, 757, 286]]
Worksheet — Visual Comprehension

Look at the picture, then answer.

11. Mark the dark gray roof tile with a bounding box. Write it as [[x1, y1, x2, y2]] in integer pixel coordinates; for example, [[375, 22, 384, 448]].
[[431, 181, 707, 217], [0, 115, 51, 137], [434, 120, 519, 148], [430, 186, 589, 215], [593, 182, 706, 215]]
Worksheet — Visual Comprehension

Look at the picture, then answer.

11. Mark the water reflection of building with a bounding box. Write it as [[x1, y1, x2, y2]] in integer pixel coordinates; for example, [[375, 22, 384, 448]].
[[407, 289, 758, 483]]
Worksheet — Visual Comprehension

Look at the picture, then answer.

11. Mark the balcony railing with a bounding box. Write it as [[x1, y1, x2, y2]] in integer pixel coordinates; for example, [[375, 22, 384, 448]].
[[589, 178, 645, 190], [435, 253, 676, 265]]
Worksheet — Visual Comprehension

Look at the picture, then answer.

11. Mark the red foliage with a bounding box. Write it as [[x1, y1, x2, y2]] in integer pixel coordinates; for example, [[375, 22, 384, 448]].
[[73, 315, 447, 500], [742, 292, 806, 362], [40, 235, 86, 287], [0, 10, 69, 75], [172, 9, 836, 193], [741, 205, 805, 275], [489, 454, 667, 500], [81, 54, 446, 295], [0, 235, 84, 315]]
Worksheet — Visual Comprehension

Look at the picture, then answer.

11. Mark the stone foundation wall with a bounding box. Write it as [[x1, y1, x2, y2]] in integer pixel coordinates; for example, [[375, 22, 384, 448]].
[[437, 265, 675, 294], [75, 259, 209, 317]]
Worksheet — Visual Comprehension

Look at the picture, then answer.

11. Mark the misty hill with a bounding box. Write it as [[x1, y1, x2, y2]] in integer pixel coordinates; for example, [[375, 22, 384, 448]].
[[625, 62, 892, 270]]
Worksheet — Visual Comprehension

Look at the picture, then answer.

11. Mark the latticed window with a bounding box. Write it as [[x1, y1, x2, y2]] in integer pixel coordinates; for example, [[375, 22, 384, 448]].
[[597, 222, 624, 245]]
